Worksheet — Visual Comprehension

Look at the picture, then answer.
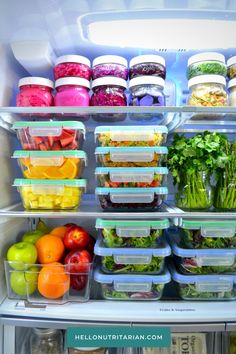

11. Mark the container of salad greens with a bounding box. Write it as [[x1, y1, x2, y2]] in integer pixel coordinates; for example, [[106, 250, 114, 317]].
[[95, 219, 170, 248], [94, 265, 170, 300], [94, 236, 171, 274], [187, 52, 227, 80]]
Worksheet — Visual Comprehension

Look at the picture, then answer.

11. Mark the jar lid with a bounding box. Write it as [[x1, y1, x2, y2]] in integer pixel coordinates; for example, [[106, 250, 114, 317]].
[[228, 78, 236, 89], [129, 54, 165, 68], [55, 55, 91, 67], [73, 348, 101, 351], [91, 77, 127, 89], [55, 77, 90, 89], [188, 75, 226, 88], [187, 52, 226, 67], [129, 76, 165, 89], [18, 77, 54, 89], [92, 55, 127, 67], [227, 56, 236, 67]]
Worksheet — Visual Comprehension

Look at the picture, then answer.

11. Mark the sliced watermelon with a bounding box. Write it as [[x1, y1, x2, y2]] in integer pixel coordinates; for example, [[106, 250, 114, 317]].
[[32, 136, 43, 145], [63, 129, 75, 134], [39, 143, 47, 151], [23, 143, 36, 150], [67, 140, 78, 150], [52, 141, 61, 150], [48, 136, 54, 148], [60, 136, 74, 147]]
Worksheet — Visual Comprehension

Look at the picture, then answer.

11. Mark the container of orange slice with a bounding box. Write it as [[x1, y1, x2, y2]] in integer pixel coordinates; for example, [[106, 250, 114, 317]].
[[13, 150, 87, 179]]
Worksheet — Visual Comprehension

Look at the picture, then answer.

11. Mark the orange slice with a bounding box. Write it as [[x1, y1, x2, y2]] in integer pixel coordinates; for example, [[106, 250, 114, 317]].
[[59, 158, 78, 179], [21, 158, 31, 167], [24, 166, 47, 179], [44, 166, 64, 179]]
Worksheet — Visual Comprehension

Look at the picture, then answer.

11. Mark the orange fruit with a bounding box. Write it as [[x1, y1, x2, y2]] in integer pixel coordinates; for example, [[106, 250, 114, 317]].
[[38, 262, 70, 299], [44, 166, 64, 179], [36, 234, 65, 264], [24, 166, 46, 179], [21, 158, 31, 167], [59, 158, 78, 179], [50, 226, 69, 239]]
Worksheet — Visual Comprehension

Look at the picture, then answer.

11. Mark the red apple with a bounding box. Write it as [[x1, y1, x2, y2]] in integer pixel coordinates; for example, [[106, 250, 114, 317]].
[[63, 226, 91, 250], [86, 236, 95, 255], [64, 249, 92, 273], [70, 274, 87, 291]]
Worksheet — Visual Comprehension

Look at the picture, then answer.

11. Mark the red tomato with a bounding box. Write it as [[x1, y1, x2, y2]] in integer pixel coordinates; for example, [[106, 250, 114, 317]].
[[64, 249, 92, 273], [63, 226, 90, 250]]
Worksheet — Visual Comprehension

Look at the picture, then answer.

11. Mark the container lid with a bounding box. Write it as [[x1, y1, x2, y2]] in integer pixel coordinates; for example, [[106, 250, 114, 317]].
[[55, 54, 91, 67], [95, 187, 168, 195], [95, 167, 168, 176], [94, 265, 171, 284], [55, 77, 90, 89], [187, 52, 226, 67], [73, 349, 101, 351], [91, 77, 127, 89], [13, 178, 87, 188], [181, 220, 236, 229], [95, 146, 168, 154], [129, 76, 165, 89], [95, 125, 168, 135], [13, 121, 85, 132], [95, 218, 170, 229], [93, 55, 128, 67], [188, 75, 226, 88], [13, 150, 87, 160], [18, 77, 54, 89], [227, 56, 236, 67], [228, 78, 236, 89], [129, 55, 166, 68]]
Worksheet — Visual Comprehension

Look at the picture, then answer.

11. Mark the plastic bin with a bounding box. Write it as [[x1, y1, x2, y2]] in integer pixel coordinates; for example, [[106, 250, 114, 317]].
[[95, 167, 168, 188], [94, 236, 171, 274], [95, 147, 168, 167], [94, 265, 170, 300], [13, 179, 86, 210], [96, 187, 168, 211], [13, 150, 87, 179], [94, 126, 168, 147], [13, 121, 86, 151], [95, 218, 170, 248]]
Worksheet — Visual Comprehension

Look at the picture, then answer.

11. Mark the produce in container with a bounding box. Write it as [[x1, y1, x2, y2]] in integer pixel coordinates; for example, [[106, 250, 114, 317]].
[[92, 55, 128, 80], [90, 77, 127, 106], [187, 52, 227, 80], [54, 55, 91, 80], [129, 55, 166, 79], [129, 77, 165, 107], [227, 56, 236, 79], [16, 77, 54, 107]]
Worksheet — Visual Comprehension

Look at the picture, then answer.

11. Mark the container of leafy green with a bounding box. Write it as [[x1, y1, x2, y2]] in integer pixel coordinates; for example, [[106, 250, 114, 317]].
[[94, 236, 171, 274], [187, 52, 227, 80], [95, 219, 170, 248], [94, 265, 170, 300]]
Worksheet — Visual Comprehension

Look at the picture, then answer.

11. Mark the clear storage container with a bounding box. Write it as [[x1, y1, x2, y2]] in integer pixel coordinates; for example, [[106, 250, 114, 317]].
[[94, 237, 171, 274], [13, 121, 86, 151], [96, 186, 168, 211], [95, 218, 170, 248], [16, 77, 54, 107], [13, 150, 87, 179], [94, 125, 168, 147], [90, 77, 127, 106], [228, 78, 236, 106], [95, 146, 168, 167], [187, 52, 227, 80], [54, 55, 91, 80], [214, 170, 236, 211], [54, 77, 90, 106], [227, 56, 236, 79], [95, 167, 168, 188], [92, 55, 128, 80], [129, 55, 166, 79], [129, 77, 165, 107], [94, 265, 170, 300], [29, 328, 64, 354], [68, 348, 106, 354], [13, 179, 86, 210]]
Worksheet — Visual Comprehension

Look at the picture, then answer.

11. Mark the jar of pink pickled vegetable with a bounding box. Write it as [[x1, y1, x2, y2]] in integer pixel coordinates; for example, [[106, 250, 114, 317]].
[[54, 55, 91, 80], [91, 77, 127, 106], [54, 77, 90, 106], [92, 55, 128, 80], [16, 77, 54, 107]]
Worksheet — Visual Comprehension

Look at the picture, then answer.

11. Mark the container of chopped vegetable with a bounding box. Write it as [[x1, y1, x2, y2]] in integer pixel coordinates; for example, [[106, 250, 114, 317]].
[[95, 167, 168, 188], [170, 262, 236, 301], [95, 146, 168, 167], [94, 126, 168, 147], [95, 219, 170, 248], [187, 52, 227, 80], [94, 236, 171, 274], [227, 56, 236, 79], [94, 265, 170, 300]]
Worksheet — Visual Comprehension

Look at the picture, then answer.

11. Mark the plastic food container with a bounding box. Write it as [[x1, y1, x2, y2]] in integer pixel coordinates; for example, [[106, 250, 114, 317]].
[[54, 55, 91, 80], [95, 218, 170, 248], [94, 265, 170, 300], [96, 187, 168, 211], [14, 178, 86, 210], [129, 55, 166, 79], [13, 150, 87, 179], [90, 77, 127, 106], [68, 348, 106, 354], [92, 55, 128, 80], [228, 78, 236, 106], [187, 52, 227, 80], [95, 125, 168, 147], [54, 77, 90, 106], [16, 77, 54, 107], [95, 146, 168, 167], [94, 236, 171, 274], [170, 262, 236, 301], [4, 260, 91, 304], [13, 121, 86, 151], [129, 77, 165, 107], [95, 167, 168, 188], [227, 56, 236, 79]]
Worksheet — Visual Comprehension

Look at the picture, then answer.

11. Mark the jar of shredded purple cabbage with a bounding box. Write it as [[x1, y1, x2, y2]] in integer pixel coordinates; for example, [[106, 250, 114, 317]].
[[91, 77, 127, 106], [129, 76, 165, 107], [129, 55, 166, 79], [92, 55, 128, 80], [54, 55, 91, 80]]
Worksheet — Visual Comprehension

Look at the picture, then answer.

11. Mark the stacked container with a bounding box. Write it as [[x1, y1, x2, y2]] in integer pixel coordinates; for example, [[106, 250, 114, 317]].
[[227, 56, 236, 106]]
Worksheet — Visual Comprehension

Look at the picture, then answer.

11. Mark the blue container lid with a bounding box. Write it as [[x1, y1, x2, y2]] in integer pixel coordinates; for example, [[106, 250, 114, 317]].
[[95, 218, 170, 229], [95, 146, 168, 154], [95, 187, 168, 195], [95, 125, 168, 134], [95, 167, 168, 175]]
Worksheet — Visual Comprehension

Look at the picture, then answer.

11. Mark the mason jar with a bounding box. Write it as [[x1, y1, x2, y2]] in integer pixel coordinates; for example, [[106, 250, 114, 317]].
[[129, 54, 166, 79], [16, 77, 54, 107], [54, 77, 90, 106], [54, 55, 91, 80], [214, 172, 236, 210], [227, 56, 236, 79], [29, 328, 64, 354], [90, 77, 127, 106], [228, 78, 236, 106], [187, 52, 226, 80], [92, 55, 128, 80], [129, 76, 165, 106]]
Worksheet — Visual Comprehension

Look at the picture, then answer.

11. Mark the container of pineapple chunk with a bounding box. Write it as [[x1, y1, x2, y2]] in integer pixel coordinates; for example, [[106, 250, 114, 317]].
[[13, 179, 86, 210]]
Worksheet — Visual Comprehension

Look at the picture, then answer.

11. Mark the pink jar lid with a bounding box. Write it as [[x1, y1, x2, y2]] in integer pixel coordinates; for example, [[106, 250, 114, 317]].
[[55, 77, 90, 89], [18, 77, 54, 89], [55, 55, 91, 67]]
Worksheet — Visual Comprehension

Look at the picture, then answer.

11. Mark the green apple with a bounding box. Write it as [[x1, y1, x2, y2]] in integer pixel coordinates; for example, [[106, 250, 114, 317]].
[[22, 230, 45, 244], [7, 242, 37, 270], [10, 266, 38, 296]]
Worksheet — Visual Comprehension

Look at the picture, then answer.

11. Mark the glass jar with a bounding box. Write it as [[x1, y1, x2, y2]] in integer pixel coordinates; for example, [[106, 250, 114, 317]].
[[29, 328, 64, 354], [68, 348, 106, 354], [227, 56, 236, 79], [54, 55, 91, 80], [129, 76, 165, 106], [16, 77, 54, 107], [129, 55, 166, 79], [92, 55, 128, 80], [54, 77, 90, 106], [214, 172, 236, 210], [90, 77, 127, 106], [187, 52, 226, 80], [228, 78, 236, 106]]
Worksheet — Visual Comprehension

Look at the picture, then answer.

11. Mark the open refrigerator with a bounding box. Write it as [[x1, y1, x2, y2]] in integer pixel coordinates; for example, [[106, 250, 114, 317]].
[[0, 0, 236, 353]]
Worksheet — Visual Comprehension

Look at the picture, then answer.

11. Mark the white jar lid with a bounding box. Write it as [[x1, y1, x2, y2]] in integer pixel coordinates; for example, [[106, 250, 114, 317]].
[[93, 55, 127, 67], [73, 348, 101, 351], [187, 52, 225, 67], [129, 76, 165, 89], [55, 77, 90, 89], [55, 55, 91, 67], [188, 75, 226, 89], [227, 56, 236, 67], [228, 78, 236, 89], [92, 77, 127, 89], [129, 55, 165, 68], [18, 77, 54, 89]]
